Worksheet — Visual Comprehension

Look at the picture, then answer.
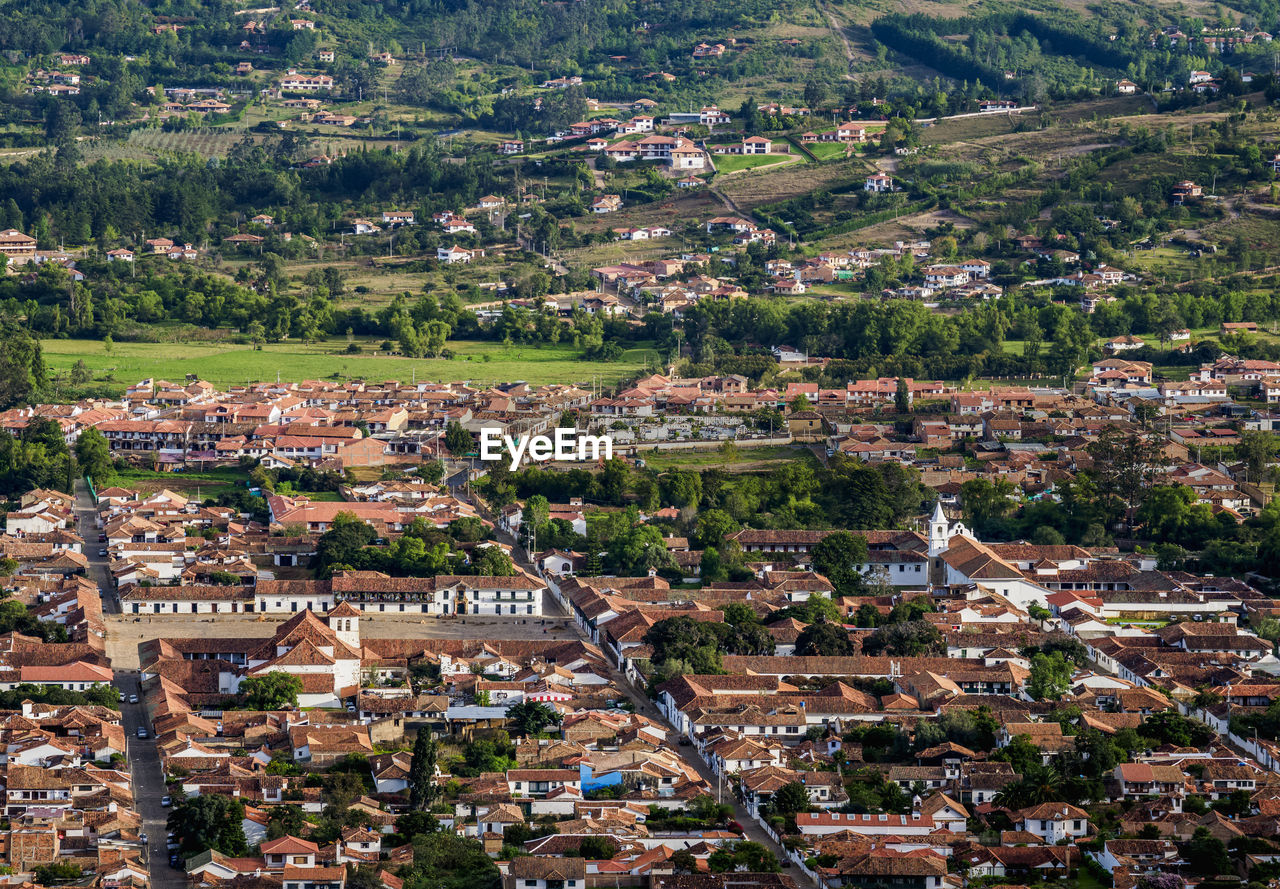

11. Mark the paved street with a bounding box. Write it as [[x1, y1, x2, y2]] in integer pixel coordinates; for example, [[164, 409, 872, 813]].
[[118, 672, 184, 889], [74, 478, 119, 615]]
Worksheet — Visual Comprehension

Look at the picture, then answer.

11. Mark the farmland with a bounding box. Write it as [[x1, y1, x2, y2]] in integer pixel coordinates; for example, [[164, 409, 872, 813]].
[[40, 338, 662, 391]]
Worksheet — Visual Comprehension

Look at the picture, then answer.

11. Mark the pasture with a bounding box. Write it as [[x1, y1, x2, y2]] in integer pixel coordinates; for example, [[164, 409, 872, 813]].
[[41, 338, 662, 390]]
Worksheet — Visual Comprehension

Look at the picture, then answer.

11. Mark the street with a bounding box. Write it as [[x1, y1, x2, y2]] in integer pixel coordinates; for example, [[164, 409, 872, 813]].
[[74, 478, 119, 615], [79, 471, 808, 886], [118, 672, 185, 889]]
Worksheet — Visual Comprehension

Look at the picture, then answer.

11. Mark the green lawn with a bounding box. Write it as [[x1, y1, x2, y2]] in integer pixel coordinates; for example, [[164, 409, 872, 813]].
[[42, 338, 661, 391], [806, 142, 848, 161], [714, 154, 796, 174]]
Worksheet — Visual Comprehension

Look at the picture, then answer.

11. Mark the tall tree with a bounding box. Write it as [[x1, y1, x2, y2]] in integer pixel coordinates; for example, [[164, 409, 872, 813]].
[[409, 733, 439, 812]]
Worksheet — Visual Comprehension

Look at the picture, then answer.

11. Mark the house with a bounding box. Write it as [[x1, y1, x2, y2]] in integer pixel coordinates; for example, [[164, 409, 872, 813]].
[[1014, 803, 1090, 843], [865, 172, 893, 193], [279, 71, 334, 91], [1172, 180, 1202, 203], [503, 858, 586, 889], [106, 248, 135, 262], [1221, 321, 1258, 335], [437, 246, 478, 264], [499, 139, 524, 155], [0, 229, 38, 261], [1189, 70, 1213, 84], [835, 123, 867, 142], [742, 136, 772, 154], [381, 211, 415, 226], [591, 195, 623, 214], [1116, 79, 1139, 94], [1105, 336, 1145, 354]]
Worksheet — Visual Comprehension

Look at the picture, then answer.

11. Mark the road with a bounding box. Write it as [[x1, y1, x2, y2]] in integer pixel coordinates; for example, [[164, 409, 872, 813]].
[[537, 576, 816, 885], [118, 672, 185, 889], [74, 478, 119, 615]]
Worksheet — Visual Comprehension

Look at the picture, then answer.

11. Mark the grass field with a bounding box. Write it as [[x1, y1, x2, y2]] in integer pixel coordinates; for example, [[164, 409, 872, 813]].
[[42, 338, 662, 390], [637, 444, 803, 471], [714, 154, 799, 174], [806, 142, 850, 161], [107, 466, 249, 499]]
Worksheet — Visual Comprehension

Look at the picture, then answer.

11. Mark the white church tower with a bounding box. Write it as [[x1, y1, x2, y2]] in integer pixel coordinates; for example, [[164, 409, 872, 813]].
[[326, 601, 362, 649], [927, 501, 970, 557]]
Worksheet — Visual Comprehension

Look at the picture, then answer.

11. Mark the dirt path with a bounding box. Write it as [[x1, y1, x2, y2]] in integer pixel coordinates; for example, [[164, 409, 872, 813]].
[[816, 0, 856, 77]]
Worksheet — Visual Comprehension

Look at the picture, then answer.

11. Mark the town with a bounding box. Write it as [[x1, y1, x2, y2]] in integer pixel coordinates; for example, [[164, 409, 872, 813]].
[[8, 1, 1280, 889]]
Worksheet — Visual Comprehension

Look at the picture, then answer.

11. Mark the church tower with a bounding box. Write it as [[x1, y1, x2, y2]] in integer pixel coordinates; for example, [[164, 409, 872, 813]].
[[927, 501, 951, 557], [326, 601, 362, 649]]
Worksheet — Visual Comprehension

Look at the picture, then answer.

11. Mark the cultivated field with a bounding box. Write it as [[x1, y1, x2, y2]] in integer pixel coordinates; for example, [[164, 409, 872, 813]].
[[41, 338, 662, 389]]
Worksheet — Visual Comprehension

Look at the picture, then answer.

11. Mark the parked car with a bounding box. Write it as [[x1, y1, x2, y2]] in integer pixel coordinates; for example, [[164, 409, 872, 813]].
[[169, 853, 181, 869], [136, 727, 148, 739], [161, 796, 172, 808], [98, 548, 107, 557], [128, 694, 138, 704]]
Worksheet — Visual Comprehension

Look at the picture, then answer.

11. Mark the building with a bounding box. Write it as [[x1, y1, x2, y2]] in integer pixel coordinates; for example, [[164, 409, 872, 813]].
[[865, 172, 893, 193], [0, 229, 38, 262]]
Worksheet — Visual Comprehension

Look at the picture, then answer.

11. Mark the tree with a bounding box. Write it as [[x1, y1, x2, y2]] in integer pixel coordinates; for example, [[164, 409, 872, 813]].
[[895, 378, 910, 414], [1026, 652, 1073, 701], [406, 830, 500, 889], [505, 700, 562, 737], [69, 359, 91, 385], [1187, 826, 1231, 876], [576, 835, 618, 859], [75, 426, 113, 482], [671, 849, 698, 874], [709, 841, 779, 873], [409, 733, 439, 812], [167, 794, 249, 855], [861, 620, 943, 657], [803, 79, 827, 110], [31, 863, 82, 885], [770, 781, 813, 816], [265, 803, 307, 839], [471, 546, 516, 576], [0, 329, 47, 409], [444, 421, 474, 456], [238, 673, 302, 710], [795, 621, 856, 656], [1238, 429, 1277, 482], [811, 532, 869, 596], [1086, 427, 1168, 525], [522, 495, 550, 543]]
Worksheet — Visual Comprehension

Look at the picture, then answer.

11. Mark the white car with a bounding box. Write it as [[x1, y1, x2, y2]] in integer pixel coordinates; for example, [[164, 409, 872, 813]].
[[128, 694, 139, 704], [161, 796, 172, 808]]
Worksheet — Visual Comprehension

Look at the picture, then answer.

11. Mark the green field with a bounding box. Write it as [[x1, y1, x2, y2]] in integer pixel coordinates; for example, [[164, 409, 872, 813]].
[[806, 142, 849, 161], [714, 154, 797, 174], [106, 466, 250, 499], [637, 444, 806, 471], [42, 338, 661, 390]]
